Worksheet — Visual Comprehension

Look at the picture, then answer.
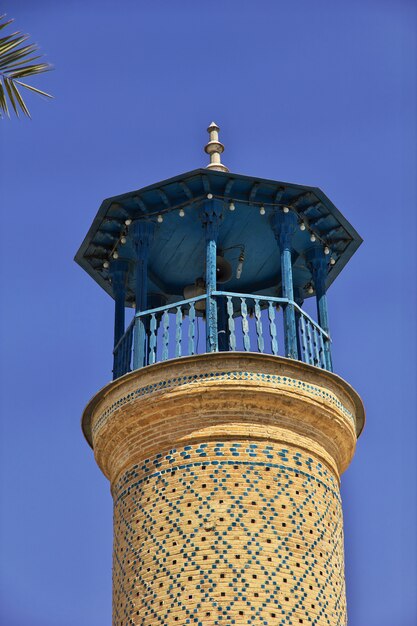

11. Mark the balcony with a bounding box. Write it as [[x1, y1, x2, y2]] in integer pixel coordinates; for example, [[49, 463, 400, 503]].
[[112, 291, 331, 380]]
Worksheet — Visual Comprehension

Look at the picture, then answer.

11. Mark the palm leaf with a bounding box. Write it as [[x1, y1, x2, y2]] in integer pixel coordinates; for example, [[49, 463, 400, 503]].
[[8, 64, 51, 79], [15, 79, 52, 99], [0, 15, 52, 118], [3, 55, 43, 70], [0, 33, 22, 48], [0, 79, 9, 116], [8, 78, 30, 117], [0, 15, 13, 32], [0, 45, 38, 70], [4, 77, 18, 115], [0, 35, 28, 56]]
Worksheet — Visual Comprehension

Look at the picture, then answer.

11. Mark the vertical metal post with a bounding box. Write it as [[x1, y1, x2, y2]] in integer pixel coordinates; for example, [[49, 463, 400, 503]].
[[110, 259, 129, 379], [200, 199, 222, 353], [131, 220, 155, 370], [294, 286, 305, 365], [270, 210, 298, 360], [217, 296, 229, 351], [307, 246, 333, 371]]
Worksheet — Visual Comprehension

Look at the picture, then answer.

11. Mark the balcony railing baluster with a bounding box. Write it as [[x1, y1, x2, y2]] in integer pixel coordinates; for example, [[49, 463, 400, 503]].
[[254, 298, 264, 353], [317, 328, 326, 369], [240, 298, 251, 352], [227, 296, 236, 352], [268, 300, 279, 356], [306, 319, 314, 365], [175, 307, 182, 358], [188, 301, 196, 355], [226, 296, 236, 351], [149, 313, 157, 365], [313, 327, 321, 366], [299, 314, 308, 365], [162, 310, 169, 361]]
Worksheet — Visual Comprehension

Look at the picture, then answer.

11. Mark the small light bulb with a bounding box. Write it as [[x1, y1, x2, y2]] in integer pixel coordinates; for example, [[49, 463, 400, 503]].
[[157, 214, 163, 223], [330, 257, 336, 265], [207, 193, 213, 199], [125, 219, 132, 226], [179, 208, 185, 217], [120, 236, 127, 244], [113, 251, 119, 259], [283, 206, 290, 213], [299, 222, 306, 231], [324, 246, 330, 255], [260, 205, 266, 215], [308, 285, 314, 294], [103, 261, 109, 269], [310, 233, 316, 242], [229, 201, 235, 211]]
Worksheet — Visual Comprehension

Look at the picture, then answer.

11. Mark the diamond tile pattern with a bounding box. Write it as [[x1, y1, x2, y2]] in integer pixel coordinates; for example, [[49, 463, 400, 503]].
[[112, 442, 346, 625]]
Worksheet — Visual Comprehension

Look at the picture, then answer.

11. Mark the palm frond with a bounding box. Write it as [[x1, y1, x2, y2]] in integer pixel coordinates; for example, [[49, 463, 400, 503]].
[[0, 34, 29, 56], [0, 15, 52, 118], [0, 15, 14, 32], [15, 79, 52, 99], [0, 44, 38, 70], [4, 77, 18, 115], [8, 78, 30, 117], [0, 79, 9, 116], [8, 64, 52, 79], [2, 55, 43, 70]]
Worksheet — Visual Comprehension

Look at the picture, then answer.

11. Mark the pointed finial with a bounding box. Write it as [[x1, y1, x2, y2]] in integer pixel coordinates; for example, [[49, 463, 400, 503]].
[[204, 122, 229, 172]]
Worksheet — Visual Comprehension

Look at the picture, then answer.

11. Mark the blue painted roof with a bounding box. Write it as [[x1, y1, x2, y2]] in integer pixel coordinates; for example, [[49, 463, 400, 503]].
[[75, 168, 362, 306]]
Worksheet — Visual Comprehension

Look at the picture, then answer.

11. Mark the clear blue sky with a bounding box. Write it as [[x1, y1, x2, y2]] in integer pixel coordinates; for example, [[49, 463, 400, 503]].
[[1, 1, 416, 625]]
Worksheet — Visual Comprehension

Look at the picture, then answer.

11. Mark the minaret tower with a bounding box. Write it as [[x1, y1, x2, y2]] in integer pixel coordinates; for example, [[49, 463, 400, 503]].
[[76, 124, 364, 626]]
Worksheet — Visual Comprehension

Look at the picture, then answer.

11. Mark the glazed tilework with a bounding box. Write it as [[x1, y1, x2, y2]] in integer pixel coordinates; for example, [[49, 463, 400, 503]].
[[92, 371, 354, 437], [112, 442, 346, 626]]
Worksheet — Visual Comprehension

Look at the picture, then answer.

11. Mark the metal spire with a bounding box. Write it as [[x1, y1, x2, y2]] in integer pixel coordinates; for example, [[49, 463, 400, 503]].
[[204, 122, 229, 172]]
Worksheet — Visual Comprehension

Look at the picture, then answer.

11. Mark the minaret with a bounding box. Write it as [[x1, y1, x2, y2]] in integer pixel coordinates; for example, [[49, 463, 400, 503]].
[[76, 124, 364, 626]]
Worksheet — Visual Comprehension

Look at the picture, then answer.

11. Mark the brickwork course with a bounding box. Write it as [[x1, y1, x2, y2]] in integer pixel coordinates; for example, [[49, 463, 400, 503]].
[[82, 353, 364, 626]]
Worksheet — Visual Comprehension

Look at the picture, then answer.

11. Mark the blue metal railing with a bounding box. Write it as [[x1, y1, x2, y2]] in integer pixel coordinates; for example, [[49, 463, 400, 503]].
[[112, 291, 331, 379]]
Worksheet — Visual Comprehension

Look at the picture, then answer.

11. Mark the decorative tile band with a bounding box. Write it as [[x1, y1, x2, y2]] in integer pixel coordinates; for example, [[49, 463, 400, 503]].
[[114, 458, 341, 505], [92, 371, 354, 437]]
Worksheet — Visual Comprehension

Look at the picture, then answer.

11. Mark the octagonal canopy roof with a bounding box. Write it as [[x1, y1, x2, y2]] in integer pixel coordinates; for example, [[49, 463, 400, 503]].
[[75, 168, 362, 306]]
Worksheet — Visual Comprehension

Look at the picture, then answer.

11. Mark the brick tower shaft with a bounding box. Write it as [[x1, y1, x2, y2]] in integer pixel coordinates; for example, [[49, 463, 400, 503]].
[[83, 353, 364, 626]]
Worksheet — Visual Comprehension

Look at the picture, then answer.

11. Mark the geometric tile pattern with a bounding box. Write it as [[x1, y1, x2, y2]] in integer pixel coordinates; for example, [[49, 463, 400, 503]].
[[112, 442, 346, 625], [92, 370, 354, 437]]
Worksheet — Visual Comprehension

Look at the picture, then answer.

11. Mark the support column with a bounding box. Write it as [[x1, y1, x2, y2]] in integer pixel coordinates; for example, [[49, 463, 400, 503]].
[[294, 286, 305, 364], [131, 220, 155, 369], [307, 246, 333, 371], [200, 200, 223, 353], [110, 259, 129, 379], [270, 210, 298, 359], [217, 296, 229, 351]]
